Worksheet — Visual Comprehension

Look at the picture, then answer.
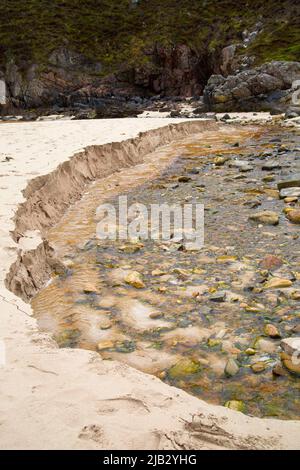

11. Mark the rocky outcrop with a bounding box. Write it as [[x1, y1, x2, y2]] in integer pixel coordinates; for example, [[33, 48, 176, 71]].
[[132, 44, 208, 96], [219, 22, 264, 76], [1, 44, 299, 115], [204, 61, 300, 113], [1, 48, 103, 110], [0, 44, 214, 112], [220, 45, 237, 76], [0, 0, 299, 115]]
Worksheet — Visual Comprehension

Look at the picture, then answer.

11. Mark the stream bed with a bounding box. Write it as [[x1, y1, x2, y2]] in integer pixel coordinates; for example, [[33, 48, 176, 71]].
[[32, 124, 300, 419]]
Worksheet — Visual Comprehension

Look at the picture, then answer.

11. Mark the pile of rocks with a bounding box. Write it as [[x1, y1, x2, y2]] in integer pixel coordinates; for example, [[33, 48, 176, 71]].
[[203, 61, 300, 114]]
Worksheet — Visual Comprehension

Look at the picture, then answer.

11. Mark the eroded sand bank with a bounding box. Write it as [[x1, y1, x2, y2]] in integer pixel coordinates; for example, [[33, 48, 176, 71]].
[[0, 118, 299, 450]]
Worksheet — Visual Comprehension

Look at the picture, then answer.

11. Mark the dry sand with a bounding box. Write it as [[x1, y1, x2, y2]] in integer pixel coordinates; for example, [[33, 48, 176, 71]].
[[0, 117, 299, 450]]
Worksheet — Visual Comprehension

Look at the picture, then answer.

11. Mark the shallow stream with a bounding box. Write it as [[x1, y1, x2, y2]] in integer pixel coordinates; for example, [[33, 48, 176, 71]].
[[32, 125, 300, 419]]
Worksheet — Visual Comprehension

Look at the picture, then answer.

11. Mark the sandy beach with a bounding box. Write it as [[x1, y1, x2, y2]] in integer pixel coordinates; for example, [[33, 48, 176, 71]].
[[0, 117, 300, 450]]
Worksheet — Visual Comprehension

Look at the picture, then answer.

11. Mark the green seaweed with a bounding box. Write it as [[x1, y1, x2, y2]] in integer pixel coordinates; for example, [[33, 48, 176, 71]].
[[54, 329, 81, 348], [168, 358, 201, 379]]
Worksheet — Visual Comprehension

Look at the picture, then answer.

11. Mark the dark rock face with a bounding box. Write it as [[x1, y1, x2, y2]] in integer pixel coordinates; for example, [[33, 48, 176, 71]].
[[203, 61, 300, 113], [0, 1, 299, 115], [1, 52, 105, 110], [1, 43, 299, 116], [0, 44, 214, 111], [135, 44, 208, 96]]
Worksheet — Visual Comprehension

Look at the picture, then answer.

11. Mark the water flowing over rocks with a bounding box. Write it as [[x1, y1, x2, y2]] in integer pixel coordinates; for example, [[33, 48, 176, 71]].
[[18, 122, 300, 422]]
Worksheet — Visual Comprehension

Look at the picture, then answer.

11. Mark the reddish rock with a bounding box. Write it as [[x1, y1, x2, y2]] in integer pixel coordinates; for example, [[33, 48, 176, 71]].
[[287, 209, 300, 224], [260, 255, 283, 270]]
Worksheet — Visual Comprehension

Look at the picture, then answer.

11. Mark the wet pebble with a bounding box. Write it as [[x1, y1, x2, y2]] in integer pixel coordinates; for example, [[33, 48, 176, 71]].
[[287, 209, 300, 224], [251, 362, 267, 373], [209, 291, 227, 302], [264, 324, 281, 339], [249, 211, 279, 226], [262, 161, 282, 171], [264, 278, 293, 289], [124, 271, 145, 289], [225, 358, 240, 377]]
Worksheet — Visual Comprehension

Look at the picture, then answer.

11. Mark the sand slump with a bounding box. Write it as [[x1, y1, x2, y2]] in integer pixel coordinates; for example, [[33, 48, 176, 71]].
[[5, 120, 218, 301]]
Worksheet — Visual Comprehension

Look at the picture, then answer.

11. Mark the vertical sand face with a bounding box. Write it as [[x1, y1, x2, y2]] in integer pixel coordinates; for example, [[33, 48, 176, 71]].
[[1, 118, 300, 449], [6, 120, 217, 300]]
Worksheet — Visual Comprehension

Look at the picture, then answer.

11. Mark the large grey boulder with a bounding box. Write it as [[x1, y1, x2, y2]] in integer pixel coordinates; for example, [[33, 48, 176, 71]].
[[204, 61, 300, 112]]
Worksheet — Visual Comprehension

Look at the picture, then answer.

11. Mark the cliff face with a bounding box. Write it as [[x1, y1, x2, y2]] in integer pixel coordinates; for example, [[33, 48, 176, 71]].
[[0, 0, 299, 110], [1, 44, 216, 109]]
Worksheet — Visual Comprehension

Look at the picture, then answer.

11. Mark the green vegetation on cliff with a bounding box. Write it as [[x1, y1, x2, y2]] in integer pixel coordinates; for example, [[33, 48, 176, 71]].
[[0, 0, 299, 71]]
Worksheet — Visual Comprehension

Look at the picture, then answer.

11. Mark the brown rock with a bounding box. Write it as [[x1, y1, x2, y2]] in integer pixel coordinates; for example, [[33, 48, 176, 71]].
[[277, 176, 300, 190], [264, 323, 281, 338], [287, 209, 300, 224], [264, 278, 293, 289], [124, 271, 145, 289], [280, 352, 300, 376], [249, 211, 279, 226], [291, 291, 300, 301], [260, 255, 283, 270], [251, 362, 267, 373], [97, 340, 114, 351], [272, 363, 288, 377], [284, 197, 298, 203], [149, 311, 163, 319], [99, 319, 112, 330], [178, 176, 192, 183], [214, 156, 229, 166]]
